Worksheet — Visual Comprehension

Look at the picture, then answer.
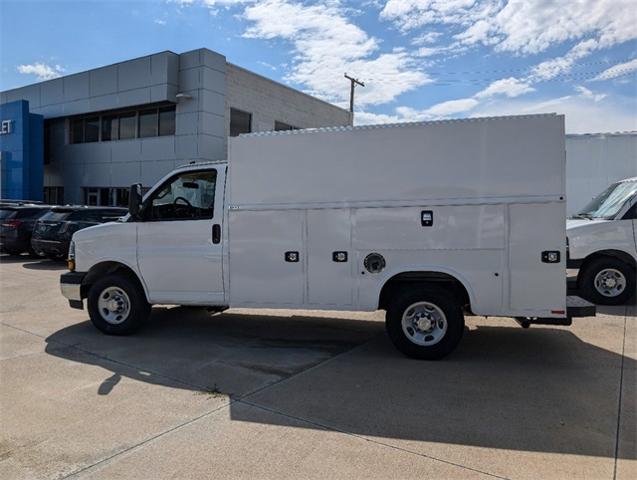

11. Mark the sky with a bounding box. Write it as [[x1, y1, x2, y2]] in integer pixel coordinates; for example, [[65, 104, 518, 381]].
[[1, 0, 636, 133]]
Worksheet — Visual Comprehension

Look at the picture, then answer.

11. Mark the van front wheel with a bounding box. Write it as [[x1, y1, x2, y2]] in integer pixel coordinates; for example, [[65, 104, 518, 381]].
[[87, 274, 150, 335], [386, 287, 464, 360]]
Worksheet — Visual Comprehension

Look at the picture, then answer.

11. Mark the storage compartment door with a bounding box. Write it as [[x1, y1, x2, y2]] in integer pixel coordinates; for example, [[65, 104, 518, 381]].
[[229, 210, 304, 306], [307, 209, 353, 306], [509, 203, 566, 312]]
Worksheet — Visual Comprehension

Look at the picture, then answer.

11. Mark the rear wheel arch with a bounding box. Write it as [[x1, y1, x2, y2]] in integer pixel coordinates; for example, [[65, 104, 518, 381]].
[[378, 270, 473, 312]]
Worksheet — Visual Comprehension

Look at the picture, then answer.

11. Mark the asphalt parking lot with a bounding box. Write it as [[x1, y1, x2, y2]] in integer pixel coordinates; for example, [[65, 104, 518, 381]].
[[0, 255, 635, 480]]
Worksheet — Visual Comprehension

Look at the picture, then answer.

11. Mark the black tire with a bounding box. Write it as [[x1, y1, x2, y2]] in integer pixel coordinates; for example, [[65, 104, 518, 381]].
[[385, 287, 464, 360], [87, 273, 151, 335], [578, 257, 636, 305], [6, 249, 23, 256]]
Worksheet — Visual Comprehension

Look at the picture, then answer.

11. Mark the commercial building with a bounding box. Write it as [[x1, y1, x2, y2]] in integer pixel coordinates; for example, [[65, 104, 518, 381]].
[[0, 48, 352, 205]]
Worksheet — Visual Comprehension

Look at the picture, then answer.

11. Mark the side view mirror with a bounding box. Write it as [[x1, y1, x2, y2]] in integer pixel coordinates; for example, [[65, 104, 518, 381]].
[[128, 183, 143, 220]]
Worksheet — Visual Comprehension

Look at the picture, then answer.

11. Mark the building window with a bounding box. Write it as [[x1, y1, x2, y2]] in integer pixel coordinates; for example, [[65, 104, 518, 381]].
[[85, 117, 100, 142], [139, 109, 158, 138], [67, 103, 176, 144], [71, 118, 84, 144], [83, 187, 134, 207], [44, 121, 52, 164], [102, 115, 118, 141], [159, 106, 176, 136], [230, 108, 252, 137], [119, 113, 137, 140], [43, 187, 64, 205], [274, 121, 298, 131]]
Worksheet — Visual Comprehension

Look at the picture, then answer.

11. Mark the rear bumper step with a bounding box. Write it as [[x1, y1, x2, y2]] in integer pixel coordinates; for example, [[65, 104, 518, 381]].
[[515, 296, 595, 328], [566, 295, 596, 318]]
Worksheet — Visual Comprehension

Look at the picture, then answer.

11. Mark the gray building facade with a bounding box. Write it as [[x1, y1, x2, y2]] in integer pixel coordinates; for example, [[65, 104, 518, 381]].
[[0, 48, 352, 205]]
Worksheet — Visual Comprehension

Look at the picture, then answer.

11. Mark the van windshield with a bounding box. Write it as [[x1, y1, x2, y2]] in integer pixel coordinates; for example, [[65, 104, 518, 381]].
[[575, 181, 637, 219]]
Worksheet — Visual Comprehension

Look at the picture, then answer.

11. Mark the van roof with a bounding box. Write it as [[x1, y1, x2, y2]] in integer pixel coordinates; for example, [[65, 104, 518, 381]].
[[238, 113, 561, 138]]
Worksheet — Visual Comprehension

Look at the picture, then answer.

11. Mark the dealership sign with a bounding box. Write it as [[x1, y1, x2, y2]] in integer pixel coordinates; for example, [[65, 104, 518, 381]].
[[0, 120, 13, 135]]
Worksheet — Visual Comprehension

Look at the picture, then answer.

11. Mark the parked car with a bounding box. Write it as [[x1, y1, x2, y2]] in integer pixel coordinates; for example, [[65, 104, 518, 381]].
[[60, 114, 594, 360], [0, 204, 51, 255], [32, 206, 127, 260], [0, 199, 46, 205], [567, 177, 637, 305]]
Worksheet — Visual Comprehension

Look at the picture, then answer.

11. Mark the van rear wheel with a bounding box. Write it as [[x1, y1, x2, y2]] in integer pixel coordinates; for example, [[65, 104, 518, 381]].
[[386, 287, 464, 360], [87, 274, 150, 335]]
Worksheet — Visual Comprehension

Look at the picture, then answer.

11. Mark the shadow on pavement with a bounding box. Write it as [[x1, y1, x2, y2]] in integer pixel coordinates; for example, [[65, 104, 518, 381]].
[[0, 254, 40, 264], [45, 308, 634, 460], [21, 260, 67, 271]]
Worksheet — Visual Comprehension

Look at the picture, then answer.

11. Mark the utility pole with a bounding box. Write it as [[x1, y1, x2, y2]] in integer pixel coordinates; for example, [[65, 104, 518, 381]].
[[344, 73, 365, 113]]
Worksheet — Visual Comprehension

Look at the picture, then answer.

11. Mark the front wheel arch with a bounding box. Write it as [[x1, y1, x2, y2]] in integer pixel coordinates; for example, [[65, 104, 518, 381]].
[[81, 261, 149, 303]]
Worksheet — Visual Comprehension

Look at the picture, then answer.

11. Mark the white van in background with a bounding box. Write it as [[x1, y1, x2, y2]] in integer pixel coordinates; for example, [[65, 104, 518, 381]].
[[60, 114, 594, 359], [567, 177, 637, 305]]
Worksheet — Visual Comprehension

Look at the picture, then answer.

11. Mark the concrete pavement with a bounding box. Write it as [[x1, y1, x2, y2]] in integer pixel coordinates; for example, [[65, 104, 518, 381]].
[[0, 255, 635, 479]]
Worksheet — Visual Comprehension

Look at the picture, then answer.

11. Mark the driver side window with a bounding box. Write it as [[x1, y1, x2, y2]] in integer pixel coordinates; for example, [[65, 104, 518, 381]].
[[144, 170, 217, 221]]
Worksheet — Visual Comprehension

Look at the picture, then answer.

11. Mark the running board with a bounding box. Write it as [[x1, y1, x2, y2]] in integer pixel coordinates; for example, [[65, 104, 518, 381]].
[[515, 296, 595, 328]]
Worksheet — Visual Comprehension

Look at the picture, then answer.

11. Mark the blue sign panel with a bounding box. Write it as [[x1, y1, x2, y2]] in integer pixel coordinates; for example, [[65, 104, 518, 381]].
[[0, 100, 44, 201]]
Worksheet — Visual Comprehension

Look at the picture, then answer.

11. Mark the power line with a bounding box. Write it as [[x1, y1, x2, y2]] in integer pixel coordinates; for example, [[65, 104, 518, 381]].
[[424, 57, 637, 77]]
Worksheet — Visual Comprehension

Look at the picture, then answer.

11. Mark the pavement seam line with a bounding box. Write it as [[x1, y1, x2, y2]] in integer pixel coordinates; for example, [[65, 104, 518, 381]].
[[238, 398, 510, 480], [56, 338, 382, 478], [1, 320, 381, 479], [0, 320, 212, 391], [612, 305, 628, 480], [57, 400, 235, 480]]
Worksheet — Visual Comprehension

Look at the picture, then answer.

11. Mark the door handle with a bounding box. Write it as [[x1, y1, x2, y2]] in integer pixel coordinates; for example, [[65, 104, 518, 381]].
[[212, 224, 221, 244]]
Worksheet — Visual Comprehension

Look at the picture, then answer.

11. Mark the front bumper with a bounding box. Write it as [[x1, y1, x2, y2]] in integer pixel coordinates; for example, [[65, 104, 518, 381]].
[[60, 271, 86, 309], [32, 238, 69, 257]]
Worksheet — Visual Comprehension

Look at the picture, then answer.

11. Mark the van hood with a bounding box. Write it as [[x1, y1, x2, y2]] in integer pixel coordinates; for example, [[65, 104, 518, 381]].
[[72, 221, 122, 241], [567, 218, 610, 231]]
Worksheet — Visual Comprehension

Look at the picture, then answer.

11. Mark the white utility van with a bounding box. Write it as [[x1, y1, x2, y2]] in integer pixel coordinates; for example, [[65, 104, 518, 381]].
[[60, 114, 594, 359], [567, 177, 637, 305]]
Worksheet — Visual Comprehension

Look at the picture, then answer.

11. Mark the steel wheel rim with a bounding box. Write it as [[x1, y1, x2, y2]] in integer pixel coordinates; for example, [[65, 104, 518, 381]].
[[97, 286, 131, 324], [401, 301, 448, 346], [593, 268, 626, 297]]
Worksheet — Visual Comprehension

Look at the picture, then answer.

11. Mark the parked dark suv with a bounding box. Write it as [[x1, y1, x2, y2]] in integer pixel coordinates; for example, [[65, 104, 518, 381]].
[[0, 204, 52, 255], [32, 206, 127, 259]]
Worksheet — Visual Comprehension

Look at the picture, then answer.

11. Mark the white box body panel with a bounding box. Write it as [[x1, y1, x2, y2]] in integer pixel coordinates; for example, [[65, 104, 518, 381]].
[[229, 115, 564, 207], [228, 114, 567, 317]]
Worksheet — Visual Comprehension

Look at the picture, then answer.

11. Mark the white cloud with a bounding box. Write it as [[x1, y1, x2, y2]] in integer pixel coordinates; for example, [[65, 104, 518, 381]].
[[530, 39, 599, 81], [424, 97, 479, 115], [16, 62, 65, 81], [357, 94, 636, 134], [475, 77, 534, 99], [354, 110, 402, 124], [242, 0, 429, 106], [469, 95, 637, 134], [154, 18, 167, 25], [412, 31, 443, 45], [382, 0, 637, 56], [575, 85, 606, 102], [381, 0, 496, 32], [594, 58, 637, 81]]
